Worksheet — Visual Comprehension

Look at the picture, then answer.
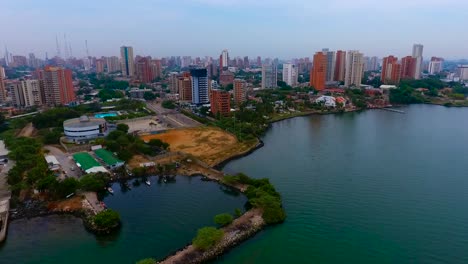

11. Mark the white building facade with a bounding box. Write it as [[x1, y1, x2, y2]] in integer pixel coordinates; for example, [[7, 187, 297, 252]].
[[282, 63, 298, 87]]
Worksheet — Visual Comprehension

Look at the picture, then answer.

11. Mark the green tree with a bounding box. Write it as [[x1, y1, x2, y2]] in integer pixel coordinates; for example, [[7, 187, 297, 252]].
[[116, 123, 129, 133], [93, 209, 120, 229], [143, 91, 157, 101], [214, 213, 233, 227], [192, 227, 224, 250], [80, 173, 109, 192], [55, 178, 79, 198], [234, 208, 242, 218], [162, 100, 176, 109]]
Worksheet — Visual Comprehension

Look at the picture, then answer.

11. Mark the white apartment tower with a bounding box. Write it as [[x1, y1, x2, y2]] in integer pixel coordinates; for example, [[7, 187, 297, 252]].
[[282, 63, 298, 87], [344, 50, 364, 87], [412, 44, 424, 79]]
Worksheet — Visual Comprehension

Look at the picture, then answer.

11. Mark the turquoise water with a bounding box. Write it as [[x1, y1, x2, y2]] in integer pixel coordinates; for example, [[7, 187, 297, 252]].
[[95, 112, 118, 118], [3, 105, 468, 263], [219, 104, 468, 264], [0, 176, 246, 263]]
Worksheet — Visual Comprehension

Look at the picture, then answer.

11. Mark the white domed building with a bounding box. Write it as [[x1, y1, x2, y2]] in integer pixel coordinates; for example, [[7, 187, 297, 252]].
[[63, 116, 108, 143]]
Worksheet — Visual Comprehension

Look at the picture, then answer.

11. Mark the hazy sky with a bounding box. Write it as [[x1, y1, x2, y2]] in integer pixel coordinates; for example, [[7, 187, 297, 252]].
[[1, 0, 467, 60]]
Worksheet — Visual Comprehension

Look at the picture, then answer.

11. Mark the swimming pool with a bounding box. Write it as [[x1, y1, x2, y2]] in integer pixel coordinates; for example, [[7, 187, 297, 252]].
[[95, 112, 118, 118]]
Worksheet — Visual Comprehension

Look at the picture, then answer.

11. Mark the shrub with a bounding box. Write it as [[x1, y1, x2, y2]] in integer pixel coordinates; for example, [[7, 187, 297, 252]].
[[93, 209, 120, 229], [192, 227, 224, 250], [135, 258, 156, 264], [214, 213, 233, 227]]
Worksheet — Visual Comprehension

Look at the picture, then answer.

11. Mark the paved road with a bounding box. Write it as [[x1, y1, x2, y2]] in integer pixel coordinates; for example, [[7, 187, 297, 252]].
[[44, 146, 82, 179], [146, 102, 201, 128]]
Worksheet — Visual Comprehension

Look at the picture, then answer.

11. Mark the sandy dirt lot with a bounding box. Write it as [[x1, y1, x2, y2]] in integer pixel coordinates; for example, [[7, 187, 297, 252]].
[[140, 127, 256, 166]]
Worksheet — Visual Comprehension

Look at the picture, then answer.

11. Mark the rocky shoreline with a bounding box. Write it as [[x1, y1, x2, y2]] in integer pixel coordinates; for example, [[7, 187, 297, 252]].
[[158, 209, 265, 264]]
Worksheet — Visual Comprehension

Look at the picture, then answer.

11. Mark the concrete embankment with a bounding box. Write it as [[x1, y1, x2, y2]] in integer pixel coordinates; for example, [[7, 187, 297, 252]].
[[0, 199, 9, 243], [158, 209, 265, 264]]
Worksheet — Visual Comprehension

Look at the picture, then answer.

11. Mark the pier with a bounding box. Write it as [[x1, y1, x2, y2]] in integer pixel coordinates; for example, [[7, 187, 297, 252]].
[[379, 108, 405, 114]]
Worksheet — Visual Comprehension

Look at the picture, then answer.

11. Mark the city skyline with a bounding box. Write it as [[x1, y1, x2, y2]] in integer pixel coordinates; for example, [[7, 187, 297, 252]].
[[2, 0, 468, 59]]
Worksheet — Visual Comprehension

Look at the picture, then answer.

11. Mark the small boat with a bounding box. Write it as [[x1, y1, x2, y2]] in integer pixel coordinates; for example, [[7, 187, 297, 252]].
[[145, 179, 151, 186], [107, 187, 114, 194]]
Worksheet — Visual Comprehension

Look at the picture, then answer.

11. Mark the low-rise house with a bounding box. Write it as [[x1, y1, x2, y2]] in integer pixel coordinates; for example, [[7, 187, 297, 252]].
[[315, 96, 336, 107]]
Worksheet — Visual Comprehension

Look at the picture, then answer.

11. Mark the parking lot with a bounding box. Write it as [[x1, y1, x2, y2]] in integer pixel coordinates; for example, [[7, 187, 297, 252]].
[[44, 146, 82, 179]]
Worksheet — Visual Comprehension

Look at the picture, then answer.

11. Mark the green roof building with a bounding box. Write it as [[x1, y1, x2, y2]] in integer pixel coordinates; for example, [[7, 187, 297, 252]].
[[94, 148, 124, 169], [73, 152, 108, 174]]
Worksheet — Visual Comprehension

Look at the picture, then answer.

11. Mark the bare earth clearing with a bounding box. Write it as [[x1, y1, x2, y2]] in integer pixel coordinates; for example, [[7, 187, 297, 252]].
[[140, 127, 258, 167]]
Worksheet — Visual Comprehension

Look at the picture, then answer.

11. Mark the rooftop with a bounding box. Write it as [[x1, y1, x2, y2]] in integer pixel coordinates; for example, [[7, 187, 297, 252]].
[[94, 149, 123, 166], [72, 152, 101, 171], [0, 140, 9, 157], [64, 115, 106, 128]]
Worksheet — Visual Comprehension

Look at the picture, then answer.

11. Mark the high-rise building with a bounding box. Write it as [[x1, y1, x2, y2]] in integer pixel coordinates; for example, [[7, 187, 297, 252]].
[[220, 50, 229, 69], [401, 56, 416, 79], [11, 80, 42, 108], [39, 66, 75, 106], [283, 63, 298, 87], [191, 68, 209, 105], [210, 89, 231, 116], [256, 56, 262, 67], [0, 65, 5, 79], [106, 56, 121, 73], [381, 56, 401, 84], [233, 79, 246, 105], [369, 56, 379, 71], [151, 59, 162, 80], [182, 56, 192, 68], [169, 72, 179, 94], [120, 46, 134, 77], [136, 57, 152, 83], [95, 59, 105, 73], [12, 55, 27, 67], [219, 71, 235, 86], [323, 49, 335, 82], [457, 65, 468, 81], [311, 52, 327, 91], [344, 50, 364, 87], [428, 57, 444, 75], [261, 63, 277, 89], [178, 72, 192, 102], [412, 44, 424, 79], [243, 56, 250, 69], [0, 75, 6, 104], [334, 50, 346, 82]]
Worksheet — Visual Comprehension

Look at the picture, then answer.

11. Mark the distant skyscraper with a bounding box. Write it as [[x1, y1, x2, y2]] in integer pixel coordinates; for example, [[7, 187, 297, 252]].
[[381, 56, 401, 84], [412, 44, 424, 79], [0, 75, 6, 104], [151, 59, 162, 80], [220, 50, 229, 69], [106, 56, 121, 73], [0, 65, 5, 79], [120, 46, 134, 77], [334, 50, 346, 82], [311, 52, 327, 90], [191, 68, 209, 105], [261, 63, 277, 89], [95, 59, 105, 73], [401, 56, 416, 79], [243, 56, 250, 69], [428, 57, 444, 75], [136, 57, 152, 83], [39, 66, 76, 106], [282, 63, 298, 87], [369, 56, 379, 71], [344, 50, 364, 87], [256, 56, 262, 67], [458, 65, 468, 81]]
